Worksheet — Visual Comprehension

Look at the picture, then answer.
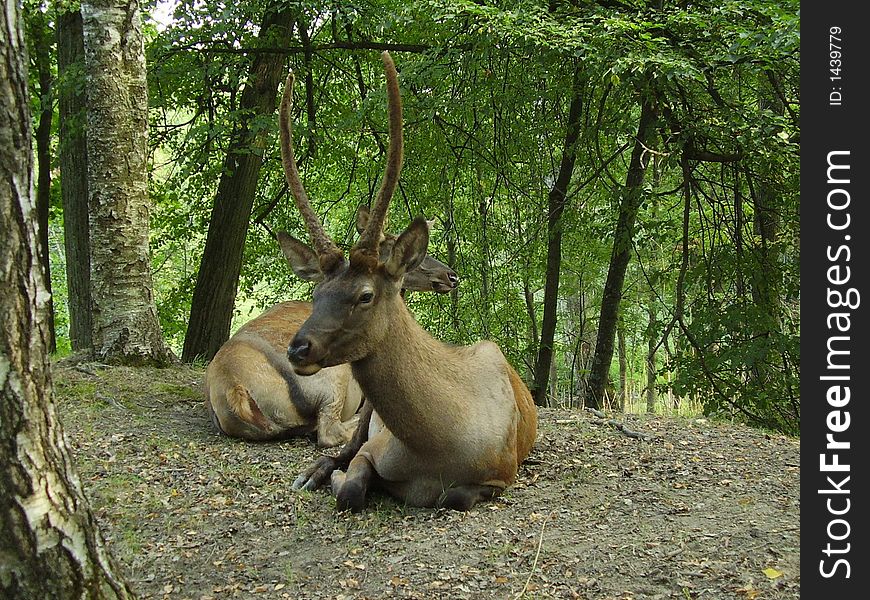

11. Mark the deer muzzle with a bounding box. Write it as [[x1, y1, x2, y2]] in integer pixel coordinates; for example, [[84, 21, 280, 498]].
[[433, 270, 459, 293], [287, 337, 324, 375]]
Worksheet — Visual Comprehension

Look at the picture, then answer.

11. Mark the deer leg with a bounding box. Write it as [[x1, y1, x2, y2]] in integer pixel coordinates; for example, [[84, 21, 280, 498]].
[[332, 451, 377, 513], [315, 368, 358, 447], [436, 484, 503, 511], [292, 401, 373, 491]]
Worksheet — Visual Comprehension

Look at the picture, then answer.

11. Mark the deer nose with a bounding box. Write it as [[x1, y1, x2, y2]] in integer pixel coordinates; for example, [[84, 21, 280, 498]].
[[447, 272, 460, 287], [288, 339, 312, 363]]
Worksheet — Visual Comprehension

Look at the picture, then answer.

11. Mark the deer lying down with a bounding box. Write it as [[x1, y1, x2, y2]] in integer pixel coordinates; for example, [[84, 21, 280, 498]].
[[281, 52, 537, 511], [205, 210, 458, 446]]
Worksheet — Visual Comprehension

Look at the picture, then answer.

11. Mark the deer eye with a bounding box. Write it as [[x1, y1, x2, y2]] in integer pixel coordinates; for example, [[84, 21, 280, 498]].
[[358, 291, 374, 305]]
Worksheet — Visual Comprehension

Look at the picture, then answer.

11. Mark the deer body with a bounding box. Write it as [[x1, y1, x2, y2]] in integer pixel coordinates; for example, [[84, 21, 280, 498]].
[[206, 301, 362, 446], [293, 268, 536, 508], [280, 52, 536, 510], [351, 310, 531, 506]]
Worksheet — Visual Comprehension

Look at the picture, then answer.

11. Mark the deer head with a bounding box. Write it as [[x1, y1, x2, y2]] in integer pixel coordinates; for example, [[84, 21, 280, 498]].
[[277, 206, 458, 294], [279, 52, 437, 375]]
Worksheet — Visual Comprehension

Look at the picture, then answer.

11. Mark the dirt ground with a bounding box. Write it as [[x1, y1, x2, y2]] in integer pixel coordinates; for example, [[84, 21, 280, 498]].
[[52, 363, 800, 600]]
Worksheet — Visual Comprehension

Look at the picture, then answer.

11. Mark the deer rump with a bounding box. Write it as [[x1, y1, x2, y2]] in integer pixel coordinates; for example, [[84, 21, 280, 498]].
[[206, 301, 362, 447], [281, 52, 537, 511]]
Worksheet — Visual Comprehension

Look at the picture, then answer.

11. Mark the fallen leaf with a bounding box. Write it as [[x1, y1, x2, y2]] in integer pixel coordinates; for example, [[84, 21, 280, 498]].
[[763, 567, 783, 579]]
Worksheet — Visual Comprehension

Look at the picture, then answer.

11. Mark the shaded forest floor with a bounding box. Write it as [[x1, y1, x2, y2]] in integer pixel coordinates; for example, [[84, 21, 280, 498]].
[[53, 364, 800, 599]]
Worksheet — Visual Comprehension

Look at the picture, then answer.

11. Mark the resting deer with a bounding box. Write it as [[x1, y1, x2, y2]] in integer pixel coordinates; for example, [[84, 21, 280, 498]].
[[282, 52, 537, 511], [205, 208, 458, 445]]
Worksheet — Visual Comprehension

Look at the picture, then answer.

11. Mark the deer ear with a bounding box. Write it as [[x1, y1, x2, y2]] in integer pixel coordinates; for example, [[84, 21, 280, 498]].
[[356, 205, 388, 241], [384, 217, 430, 280], [355, 205, 370, 234], [277, 231, 323, 282]]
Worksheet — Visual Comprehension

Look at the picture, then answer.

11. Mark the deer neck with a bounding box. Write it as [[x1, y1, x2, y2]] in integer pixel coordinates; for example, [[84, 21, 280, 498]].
[[350, 301, 461, 450]]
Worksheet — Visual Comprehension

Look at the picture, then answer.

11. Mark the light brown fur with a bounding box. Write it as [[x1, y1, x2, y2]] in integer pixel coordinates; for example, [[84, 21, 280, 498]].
[[206, 301, 362, 446]]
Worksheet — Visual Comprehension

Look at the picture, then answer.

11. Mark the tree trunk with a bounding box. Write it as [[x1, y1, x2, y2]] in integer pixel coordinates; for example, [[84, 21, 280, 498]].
[[617, 315, 627, 412], [532, 72, 583, 406], [182, 5, 294, 362], [0, 5, 133, 594], [586, 95, 657, 408], [645, 301, 657, 414], [57, 8, 93, 351], [25, 6, 57, 353], [523, 281, 539, 379], [747, 70, 783, 386], [82, 0, 172, 365]]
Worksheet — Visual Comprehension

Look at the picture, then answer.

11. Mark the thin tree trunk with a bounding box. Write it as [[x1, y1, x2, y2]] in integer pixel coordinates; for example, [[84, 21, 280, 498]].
[[523, 281, 539, 379], [447, 216, 460, 331], [548, 357, 558, 406], [532, 72, 583, 407], [82, 0, 172, 365], [182, 4, 294, 362], [645, 301, 657, 413], [617, 315, 627, 412], [57, 8, 93, 351], [26, 7, 57, 352], [586, 95, 657, 408], [746, 70, 783, 387], [1, 5, 133, 594]]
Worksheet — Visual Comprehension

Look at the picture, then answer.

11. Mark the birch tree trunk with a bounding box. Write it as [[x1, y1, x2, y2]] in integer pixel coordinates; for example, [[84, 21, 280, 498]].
[[0, 3, 133, 595], [81, 0, 172, 365]]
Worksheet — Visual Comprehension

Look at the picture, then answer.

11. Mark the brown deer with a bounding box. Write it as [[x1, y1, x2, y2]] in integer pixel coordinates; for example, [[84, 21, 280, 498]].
[[282, 52, 537, 511], [205, 208, 458, 445]]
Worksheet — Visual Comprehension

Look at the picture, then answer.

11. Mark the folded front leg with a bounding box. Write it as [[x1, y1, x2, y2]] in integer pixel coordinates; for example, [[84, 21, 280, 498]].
[[293, 402, 373, 491], [332, 451, 377, 513]]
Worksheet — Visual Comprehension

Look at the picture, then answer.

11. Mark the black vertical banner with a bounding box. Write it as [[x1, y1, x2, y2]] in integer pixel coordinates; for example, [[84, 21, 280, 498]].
[[801, 3, 869, 597]]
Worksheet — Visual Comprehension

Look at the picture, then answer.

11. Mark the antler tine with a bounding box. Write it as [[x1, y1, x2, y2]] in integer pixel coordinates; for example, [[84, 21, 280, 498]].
[[279, 72, 343, 263], [356, 51, 404, 255]]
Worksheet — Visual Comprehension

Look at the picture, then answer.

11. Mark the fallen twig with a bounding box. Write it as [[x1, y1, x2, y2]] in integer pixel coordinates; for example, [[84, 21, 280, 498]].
[[515, 513, 553, 599], [584, 408, 657, 441]]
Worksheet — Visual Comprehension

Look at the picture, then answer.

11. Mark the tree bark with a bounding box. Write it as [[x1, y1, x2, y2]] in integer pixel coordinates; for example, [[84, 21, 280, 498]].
[[750, 72, 782, 329], [586, 95, 657, 408], [617, 314, 627, 412], [532, 73, 583, 407], [25, 6, 57, 353], [81, 0, 172, 365], [182, 4, 294, 362], [57, 8, 93, 351], [645, 301, 657, 413], [0, 4, 133, 594]]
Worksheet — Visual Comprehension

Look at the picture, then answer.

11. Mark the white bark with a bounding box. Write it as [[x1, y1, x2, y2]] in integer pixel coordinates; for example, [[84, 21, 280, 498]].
[[1, 2, 133, 594], [82, 0, 172, 364]]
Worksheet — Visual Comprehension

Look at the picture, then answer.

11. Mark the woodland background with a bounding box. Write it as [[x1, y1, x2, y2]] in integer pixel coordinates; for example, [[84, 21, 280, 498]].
[[23, 0, 799, 433]]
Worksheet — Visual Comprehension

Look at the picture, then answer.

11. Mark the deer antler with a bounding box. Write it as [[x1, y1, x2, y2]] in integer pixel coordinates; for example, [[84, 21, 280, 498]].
[[279, 72, 343, 266], [355, 51, 404, 255]]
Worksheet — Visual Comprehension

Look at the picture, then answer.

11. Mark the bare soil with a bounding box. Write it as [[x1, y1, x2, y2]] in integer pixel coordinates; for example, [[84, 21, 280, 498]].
[[53, 363, 800, 600]]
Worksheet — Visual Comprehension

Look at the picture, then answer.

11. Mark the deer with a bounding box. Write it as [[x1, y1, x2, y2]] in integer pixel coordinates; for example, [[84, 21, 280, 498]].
[[205, 207, 459, 446], [281, 51, 538, 511]]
